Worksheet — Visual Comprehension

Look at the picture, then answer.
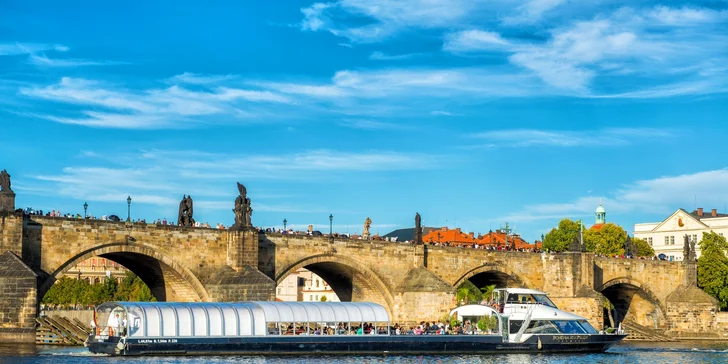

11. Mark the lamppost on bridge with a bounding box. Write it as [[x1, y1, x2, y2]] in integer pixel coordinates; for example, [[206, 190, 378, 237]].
[[83, 202, 88, 219], [329, 214, 333, 243], [126, 196, 132, 222], [541, 234, 545, 242], [283, 218, 287, 232]]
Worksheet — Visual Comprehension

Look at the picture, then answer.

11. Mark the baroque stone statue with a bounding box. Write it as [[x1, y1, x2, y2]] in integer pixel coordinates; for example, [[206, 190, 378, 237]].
[[178, 195, 195, 227], [414, 212, 423, 244], [0, 169, 11, 193], [232, 182, 252, 230], [362, 217, 372, 240]]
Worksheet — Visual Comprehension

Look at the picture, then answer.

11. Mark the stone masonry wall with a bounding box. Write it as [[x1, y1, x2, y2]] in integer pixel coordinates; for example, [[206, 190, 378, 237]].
[[0, 214, 23, 256]]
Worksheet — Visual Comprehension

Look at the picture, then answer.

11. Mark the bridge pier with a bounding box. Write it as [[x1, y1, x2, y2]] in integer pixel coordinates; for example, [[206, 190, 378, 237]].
[[205, 229, 275, 301]]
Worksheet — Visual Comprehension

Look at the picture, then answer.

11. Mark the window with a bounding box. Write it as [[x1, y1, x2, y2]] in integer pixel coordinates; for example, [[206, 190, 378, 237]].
[[316, 280, 319, 288], [277, 288, 282, 295], [664, 236, 669, 245], [647, 237, 653, 246], [692, 234, 697, 243], [315, 295, 319, 301], [524, 320, 560, 334], [552, 320, 587, 334], [670, 236, 675, 245]]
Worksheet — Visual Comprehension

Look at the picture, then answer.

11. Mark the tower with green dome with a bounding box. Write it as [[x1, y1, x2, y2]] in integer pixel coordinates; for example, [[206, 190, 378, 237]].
[[595, 201, 606, 224]]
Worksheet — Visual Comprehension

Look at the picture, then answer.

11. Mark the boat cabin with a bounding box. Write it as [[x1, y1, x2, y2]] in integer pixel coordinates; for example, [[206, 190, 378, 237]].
[[491, 288, 557, 313], [94, 301, 390, 339]]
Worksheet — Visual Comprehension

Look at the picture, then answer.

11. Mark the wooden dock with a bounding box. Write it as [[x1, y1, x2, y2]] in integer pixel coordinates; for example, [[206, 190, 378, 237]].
[[36, 316, 92, 345]]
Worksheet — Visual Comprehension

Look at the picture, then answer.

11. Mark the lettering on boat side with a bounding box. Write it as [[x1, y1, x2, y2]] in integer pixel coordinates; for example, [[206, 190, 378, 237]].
[[137, 339, 179, 344], [552, 335, 589, 342], [94, 335, 109, 341]]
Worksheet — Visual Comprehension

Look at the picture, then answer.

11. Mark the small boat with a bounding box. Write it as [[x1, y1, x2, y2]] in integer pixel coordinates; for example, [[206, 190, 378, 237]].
[[87, 288, 625, 356]]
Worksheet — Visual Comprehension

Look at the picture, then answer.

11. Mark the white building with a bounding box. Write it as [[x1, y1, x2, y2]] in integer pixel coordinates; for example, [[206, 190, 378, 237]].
[[275, 268, 340, 303], [634, 208, 728, 261]]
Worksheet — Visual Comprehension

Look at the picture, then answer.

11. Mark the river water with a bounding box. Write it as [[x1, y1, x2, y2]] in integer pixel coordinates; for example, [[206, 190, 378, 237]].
[[1, 341, 727, 363]]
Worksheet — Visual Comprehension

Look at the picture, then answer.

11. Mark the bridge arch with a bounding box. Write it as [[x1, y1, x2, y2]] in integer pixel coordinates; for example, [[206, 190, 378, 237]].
[[597, 277, 667, 329], [276, 254, 395, 315], [39, 242, 210, 303], [453, 263, 536, 291]]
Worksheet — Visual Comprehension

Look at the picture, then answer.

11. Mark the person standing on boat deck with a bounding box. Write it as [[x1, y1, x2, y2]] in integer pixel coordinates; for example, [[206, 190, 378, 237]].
[[108, 314, 120, 335], [121, 316, 127, 336]]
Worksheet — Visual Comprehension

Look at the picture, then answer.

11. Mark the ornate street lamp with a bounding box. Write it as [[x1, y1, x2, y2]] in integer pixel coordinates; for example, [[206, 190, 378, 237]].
[[541, 234, 545, 242], [126, 196, 132, 222], [329, 214, 333, 243], [283, 218, 287, 231], [83, 202, 88, 219]]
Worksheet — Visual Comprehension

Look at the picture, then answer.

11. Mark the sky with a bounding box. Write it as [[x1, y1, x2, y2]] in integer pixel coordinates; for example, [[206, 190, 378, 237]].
[[1, 0, 728, 241]]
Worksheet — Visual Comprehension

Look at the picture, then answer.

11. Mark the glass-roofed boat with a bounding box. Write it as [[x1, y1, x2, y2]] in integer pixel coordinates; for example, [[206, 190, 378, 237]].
[[87, 289, 626, 356]]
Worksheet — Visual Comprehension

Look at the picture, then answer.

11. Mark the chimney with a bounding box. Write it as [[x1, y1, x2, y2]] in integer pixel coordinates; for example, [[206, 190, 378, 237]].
[[712, 208, 717, 217], [469, 232, 475, 238], [697, 207, 703, 216], [455, 228, 461, 233]]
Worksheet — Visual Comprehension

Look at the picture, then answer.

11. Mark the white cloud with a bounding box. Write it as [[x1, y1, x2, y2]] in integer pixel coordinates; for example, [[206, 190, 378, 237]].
[[649, 6, 728, 26], [19, 77, 292, 129], [167, 72, 236, 85], [260, 67, 545, 100], [369, 51, 424, 60], [339, 119, 408, 130], [471, 128, 673, 147], [499, 168, 728, 223], [27, 54, 122, 67], [503, 0, 565, 24], [0, 43, 68, 56], [443, 30, 510, 53], [25, 148, 440, 217], [299, 0, 480, 42]]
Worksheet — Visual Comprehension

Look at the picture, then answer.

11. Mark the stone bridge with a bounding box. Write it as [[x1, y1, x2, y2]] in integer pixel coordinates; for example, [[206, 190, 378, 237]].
[[1, 213, 727, 342]]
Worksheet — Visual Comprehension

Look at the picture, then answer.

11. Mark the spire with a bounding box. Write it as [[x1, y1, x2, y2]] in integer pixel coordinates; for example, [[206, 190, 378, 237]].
[[595, 199, 606, 224]]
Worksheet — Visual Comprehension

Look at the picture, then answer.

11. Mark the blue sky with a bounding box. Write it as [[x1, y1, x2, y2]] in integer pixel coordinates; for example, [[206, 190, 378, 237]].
[[1, 0, 728, 240]]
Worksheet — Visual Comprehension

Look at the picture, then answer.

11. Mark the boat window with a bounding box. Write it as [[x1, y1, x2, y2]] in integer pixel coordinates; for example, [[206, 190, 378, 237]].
[[524, 320, 560, 334], [552, 320, 587, 334], [509, 320, 524, 334], [532, 294, 557, 308], [578, 320, 599, 334]]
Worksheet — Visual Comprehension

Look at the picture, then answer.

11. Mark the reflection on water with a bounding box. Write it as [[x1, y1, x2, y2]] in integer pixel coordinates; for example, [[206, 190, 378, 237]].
[[1, 342, 727, 363]]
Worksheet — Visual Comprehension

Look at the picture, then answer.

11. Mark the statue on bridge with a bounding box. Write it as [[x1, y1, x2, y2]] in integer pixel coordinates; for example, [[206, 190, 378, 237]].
[[362, 217, 372, 240], [414, 213, 423, 244], [0, 169, 11, 193], [232, 182, 252, 230], [178, 195, 195, 227], [683, 235, 697, 262]]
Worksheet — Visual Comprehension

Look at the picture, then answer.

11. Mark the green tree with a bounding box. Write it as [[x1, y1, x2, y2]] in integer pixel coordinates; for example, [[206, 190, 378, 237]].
[[476, 315, 498, 333], [632, 237, 655, 257], [320, 296, 328, 302], [697, 231, 728, 309], [543, 219, 582, 252], [583, 223, 627, 256], [456, 280, 483, 305]]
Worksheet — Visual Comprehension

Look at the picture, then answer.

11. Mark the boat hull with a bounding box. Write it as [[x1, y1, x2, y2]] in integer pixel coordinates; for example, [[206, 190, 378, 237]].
[[88, 334, 626, 356]]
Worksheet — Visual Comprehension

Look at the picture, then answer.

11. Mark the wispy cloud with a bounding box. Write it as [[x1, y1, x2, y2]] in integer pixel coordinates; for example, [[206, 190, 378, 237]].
[[24, 148, 440, 216], [18, 77, 292, 129], [443, 30, 510, 53], [0, 42, 68, 56], [167, 72, 236, 85], [27, 53, 124, 68], [470, 128, 674, 147], [502, 0, 566, 25], [338, 119, 409, 130], [498, 168, 728, 223], [369, 51, 425, 61], [299, 0, 480, 43]]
